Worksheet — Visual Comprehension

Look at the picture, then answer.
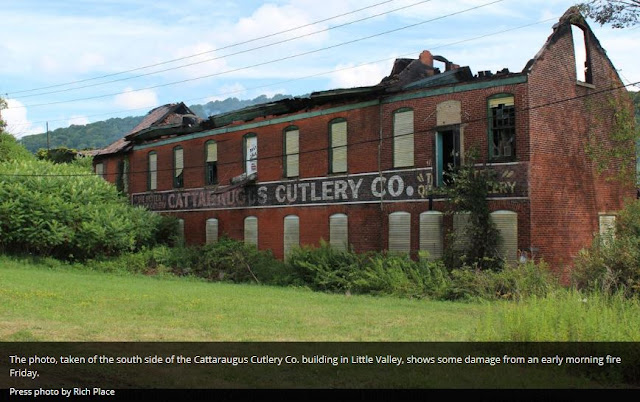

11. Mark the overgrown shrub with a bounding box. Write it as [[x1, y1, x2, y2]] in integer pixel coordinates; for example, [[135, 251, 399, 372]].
[[286, 243, 452, 299], [573, 200, 640, 297], [0, 157, 175, 260], [191, 237, 285, 284], [448, 261, 556, 301]]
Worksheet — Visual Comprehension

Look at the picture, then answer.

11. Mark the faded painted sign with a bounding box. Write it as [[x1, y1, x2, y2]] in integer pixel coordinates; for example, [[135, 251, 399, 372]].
[[132, 169, 435, 211], [131, 164, 527, 211]]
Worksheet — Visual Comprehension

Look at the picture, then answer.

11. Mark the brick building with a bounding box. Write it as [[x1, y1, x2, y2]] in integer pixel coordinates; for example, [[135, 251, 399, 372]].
[[94, 9, 634, 269]]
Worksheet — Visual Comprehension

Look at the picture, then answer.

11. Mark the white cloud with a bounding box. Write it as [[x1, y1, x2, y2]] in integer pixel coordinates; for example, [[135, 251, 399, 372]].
[[2, 99, 45, 138], [329, 61, 391, 88], [113, 87, 159, 109], [68, 115, 90, 126], [206, 83, 247, 102]]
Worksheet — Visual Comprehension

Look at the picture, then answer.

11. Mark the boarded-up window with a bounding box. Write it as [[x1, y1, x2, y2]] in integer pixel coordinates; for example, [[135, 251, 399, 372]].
[[599, 214, 616, 243], [177, 218, 185, 245], [174, 146, 184, 188], [329, 213, 348, 251], [488, 95, 515, 161], [205, 218, 218, 244], [95, 162, 104, 178], [122, 158, 129, 194], [330, 119, 347, 173], [393, 109, 414, 168], [244, 216, 258, 247], [283, 215, 299, 260], [436, 100, 461, 126], [389, 211, 410, 254], [284, 127, 299, 177], [453, 212, 471, 251], [491, 211, 518, 263], [148, 152, 157, 190], [419, 211, 443, 260], [244, 133, 258, 175], [205, 140, 218, 185]]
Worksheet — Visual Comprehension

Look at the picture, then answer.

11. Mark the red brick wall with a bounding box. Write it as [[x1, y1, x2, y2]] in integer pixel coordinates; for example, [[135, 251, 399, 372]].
[[104, 79, 534, 261], [527, 19, 634, 272]]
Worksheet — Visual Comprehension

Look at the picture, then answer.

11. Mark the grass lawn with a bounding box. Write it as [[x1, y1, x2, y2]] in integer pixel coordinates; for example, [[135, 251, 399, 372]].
[[0, 257, 486, 341]]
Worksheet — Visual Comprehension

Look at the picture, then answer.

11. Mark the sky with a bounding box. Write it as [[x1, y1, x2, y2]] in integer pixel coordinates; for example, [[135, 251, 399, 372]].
[[1, 0, 638, 138]]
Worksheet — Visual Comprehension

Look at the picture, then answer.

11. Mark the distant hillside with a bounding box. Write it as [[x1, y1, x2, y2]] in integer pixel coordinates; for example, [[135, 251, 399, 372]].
[[19, 94, 293, 153]]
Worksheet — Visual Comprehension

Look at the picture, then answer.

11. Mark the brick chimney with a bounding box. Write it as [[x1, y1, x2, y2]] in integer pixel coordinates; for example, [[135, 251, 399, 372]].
[[419, 50, 433, 68]]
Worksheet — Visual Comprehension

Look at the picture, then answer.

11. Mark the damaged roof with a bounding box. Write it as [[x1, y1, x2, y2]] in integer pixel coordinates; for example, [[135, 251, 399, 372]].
[[95, 102, 202, 157]]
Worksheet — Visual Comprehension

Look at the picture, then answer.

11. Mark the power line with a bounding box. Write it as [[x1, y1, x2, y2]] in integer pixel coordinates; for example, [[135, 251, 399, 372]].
[[7, 0, 504, 110], [3, 80, 636, 178], [11, 0, 436, 100], [8, 15, 558, 130], [5, 0, 397, 96]]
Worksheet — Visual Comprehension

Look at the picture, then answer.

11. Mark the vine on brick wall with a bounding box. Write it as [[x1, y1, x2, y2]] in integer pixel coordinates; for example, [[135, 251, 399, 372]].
[[584, 92, 639, 186]]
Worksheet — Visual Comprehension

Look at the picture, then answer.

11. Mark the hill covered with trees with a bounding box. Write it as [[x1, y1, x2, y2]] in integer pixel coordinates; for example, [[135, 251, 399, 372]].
[[19, 94, 292, 153]]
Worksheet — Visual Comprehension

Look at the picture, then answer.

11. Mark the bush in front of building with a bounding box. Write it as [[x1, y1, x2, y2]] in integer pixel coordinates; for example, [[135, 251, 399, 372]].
[[285, 242, 453, 299], [0, 157, 176, 260], [447, 261, 556, 301], [573, 200, 640, 298]]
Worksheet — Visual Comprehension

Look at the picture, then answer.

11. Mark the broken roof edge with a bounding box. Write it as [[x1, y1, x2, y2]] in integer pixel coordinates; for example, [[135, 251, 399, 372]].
[[523, 6, 620, 80]]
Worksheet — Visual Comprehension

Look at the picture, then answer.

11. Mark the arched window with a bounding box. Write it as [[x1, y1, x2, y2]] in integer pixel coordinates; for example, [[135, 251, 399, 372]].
[[284, 126, 299, 178], [393, 108, 414, 168], [173, 146, 184, 188], [177, 218, 185, 245], [419, 211, 443, 260], [488, 94, 516, 161], [148, 151, 157, 191], [205, 140, 218, 185], [283, 215, 299, 260], [491, 210, 518, 263], [243, 133, 258, 175], [244, 216, 258, 246], [389, 211, 411, 254], [329, 213, 348, 251], [329, 118, 347, 173], [205, 218, 218, 244]]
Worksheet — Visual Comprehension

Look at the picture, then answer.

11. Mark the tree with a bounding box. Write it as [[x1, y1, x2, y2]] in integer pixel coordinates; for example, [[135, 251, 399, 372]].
[[578, 1, 640, 28], [444, 149, 503, 271]]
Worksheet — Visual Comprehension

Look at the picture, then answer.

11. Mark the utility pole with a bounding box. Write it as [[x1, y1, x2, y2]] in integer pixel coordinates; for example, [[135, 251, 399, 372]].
[[46, 122, 50, 151]]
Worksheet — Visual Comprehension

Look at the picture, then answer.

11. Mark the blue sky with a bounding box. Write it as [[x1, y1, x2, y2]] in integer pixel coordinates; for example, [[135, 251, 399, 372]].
[[1, 0, 638, 138]]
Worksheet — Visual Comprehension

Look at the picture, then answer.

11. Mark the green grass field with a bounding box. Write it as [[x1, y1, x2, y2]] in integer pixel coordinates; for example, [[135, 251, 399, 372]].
[[1, 256, 639, 341], [0, 257, 485, 341]]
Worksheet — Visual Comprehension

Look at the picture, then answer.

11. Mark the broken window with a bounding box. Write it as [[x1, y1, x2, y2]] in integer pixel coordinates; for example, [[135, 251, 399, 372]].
[[173, 146, 184, 188], [244, 133, 258, 175], [284, 126, 299, 178], [205, 140, 218, 186], [488, 95, 516, 161], [329, 118, 347, 174], [393, 108, 414, 168], [148, 151, 157, 191], [571, 24, 592, 84]]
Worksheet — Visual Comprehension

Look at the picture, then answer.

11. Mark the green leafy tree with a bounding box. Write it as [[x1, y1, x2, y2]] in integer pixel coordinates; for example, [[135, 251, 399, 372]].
[[444, 149, 503, 271], [578, 1, 640, 28]]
